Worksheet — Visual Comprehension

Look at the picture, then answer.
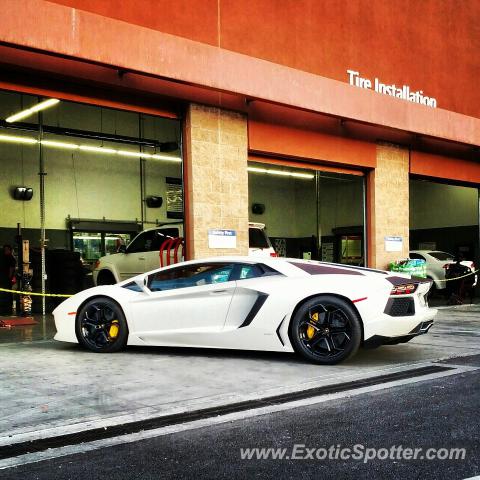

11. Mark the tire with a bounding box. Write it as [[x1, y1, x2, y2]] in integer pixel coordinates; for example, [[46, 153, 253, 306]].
[[75, 297, 128, 353], [96, 270, 116, 285], [290, 295, 362, 365]]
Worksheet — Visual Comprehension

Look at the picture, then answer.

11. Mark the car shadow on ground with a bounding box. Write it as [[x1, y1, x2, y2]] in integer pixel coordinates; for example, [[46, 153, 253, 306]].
[[63, 342, 427, 368]]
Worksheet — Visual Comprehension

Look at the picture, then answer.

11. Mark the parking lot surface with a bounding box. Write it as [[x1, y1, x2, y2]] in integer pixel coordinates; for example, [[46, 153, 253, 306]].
[[1, 306, 479, 446]]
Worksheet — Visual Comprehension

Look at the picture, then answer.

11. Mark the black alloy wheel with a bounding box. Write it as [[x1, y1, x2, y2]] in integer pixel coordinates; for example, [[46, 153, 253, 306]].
[[290, 295, 362, 365], [75, 297, 128, 353]]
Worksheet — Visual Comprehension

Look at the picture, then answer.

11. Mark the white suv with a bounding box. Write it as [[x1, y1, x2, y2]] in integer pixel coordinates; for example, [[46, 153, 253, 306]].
[[93, 222, 276, 285]]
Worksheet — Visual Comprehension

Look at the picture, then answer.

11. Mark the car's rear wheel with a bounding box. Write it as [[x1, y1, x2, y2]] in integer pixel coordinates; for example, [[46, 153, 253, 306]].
[[290, 295, 362, 365], [75, 297, 128, 353]]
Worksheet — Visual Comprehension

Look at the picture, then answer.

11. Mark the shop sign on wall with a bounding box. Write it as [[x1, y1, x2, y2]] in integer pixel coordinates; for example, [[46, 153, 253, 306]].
[[385, 236, 403, 252], [208, 229, 237, 249], [347, 70, 437, 108]]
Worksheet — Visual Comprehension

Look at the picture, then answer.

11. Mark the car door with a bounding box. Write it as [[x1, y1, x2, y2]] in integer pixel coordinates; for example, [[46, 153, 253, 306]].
[[118, 231, 153, 281], [130, 262, 237, 344]]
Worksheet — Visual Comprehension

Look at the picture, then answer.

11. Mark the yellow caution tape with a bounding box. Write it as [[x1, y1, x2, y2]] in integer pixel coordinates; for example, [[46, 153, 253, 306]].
[[434, 269, 480, 283], [0, 287, 72, 298]]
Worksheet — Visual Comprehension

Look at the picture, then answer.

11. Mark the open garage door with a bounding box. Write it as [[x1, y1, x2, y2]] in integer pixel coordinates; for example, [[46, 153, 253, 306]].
[[0, 89, 183, 317], [248, 158, 366, 265], [409, 178, 479, 303]]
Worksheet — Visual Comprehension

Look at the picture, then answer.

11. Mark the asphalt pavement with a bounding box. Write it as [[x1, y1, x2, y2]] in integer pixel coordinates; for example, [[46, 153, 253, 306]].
[[0, 306, 479, 479], [3, 356, 480, 480]]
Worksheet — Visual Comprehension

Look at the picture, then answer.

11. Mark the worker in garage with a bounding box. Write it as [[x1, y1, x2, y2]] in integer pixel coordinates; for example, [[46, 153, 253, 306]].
[[0, 244, 16, 315], [446, 253, 474, 305]]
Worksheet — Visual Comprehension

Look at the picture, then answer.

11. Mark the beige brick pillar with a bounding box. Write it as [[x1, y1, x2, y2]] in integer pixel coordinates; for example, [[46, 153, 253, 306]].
[[367, 143, 410, 269], [184, 104, 249, 259]]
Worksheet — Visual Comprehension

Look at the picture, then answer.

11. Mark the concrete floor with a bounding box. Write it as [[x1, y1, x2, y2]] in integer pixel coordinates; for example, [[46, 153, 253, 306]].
[[0, 307, 479, 446]]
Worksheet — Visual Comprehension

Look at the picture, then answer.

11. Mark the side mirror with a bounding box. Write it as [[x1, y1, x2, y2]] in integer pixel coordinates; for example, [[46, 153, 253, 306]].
[[134, 276, 150, 294], [118, 245, 127, 253]]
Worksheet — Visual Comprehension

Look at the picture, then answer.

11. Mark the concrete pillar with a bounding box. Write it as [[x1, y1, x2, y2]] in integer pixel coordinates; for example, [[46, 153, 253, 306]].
[[367, 143, 410, 269], [184, 103, 249, 259]]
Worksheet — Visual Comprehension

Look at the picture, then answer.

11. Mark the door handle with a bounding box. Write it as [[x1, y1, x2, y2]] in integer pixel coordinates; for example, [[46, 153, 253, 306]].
[[211, 289, 228, 294], [138, 257, 146, 260]]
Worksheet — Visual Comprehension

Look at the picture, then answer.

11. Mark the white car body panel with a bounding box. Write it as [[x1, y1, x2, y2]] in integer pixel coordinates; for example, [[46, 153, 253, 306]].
[[55, 257, 437, 355]]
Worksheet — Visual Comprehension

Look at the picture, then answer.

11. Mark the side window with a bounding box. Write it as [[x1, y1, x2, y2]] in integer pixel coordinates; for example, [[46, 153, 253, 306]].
[[410, 253, 425, 261], [238, 265, 264, 279], [235, 263, 282, 280], [150, 231, 169, 251], [126, 232, 147, 253], [158, 228, 180, 238], [148, 263, 235, 292]]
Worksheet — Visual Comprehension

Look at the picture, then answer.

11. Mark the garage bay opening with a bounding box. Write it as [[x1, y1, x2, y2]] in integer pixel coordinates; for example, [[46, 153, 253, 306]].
[[248, 161, 366, 265]]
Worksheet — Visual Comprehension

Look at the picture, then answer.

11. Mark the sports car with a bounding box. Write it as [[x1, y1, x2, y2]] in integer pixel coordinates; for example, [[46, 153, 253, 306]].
[[54, 257, 437, 365]]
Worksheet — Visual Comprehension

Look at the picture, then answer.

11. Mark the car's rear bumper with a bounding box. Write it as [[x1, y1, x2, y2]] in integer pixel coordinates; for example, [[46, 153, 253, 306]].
[[363, 319, 434, 348]]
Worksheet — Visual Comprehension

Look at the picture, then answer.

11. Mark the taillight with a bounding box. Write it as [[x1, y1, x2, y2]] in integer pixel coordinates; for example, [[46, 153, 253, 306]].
[[443, 264, 450, 270], [471, 262, 475, 270], [94, 260, 100, 269], [390, 283, 417, 295], [270, 252, 278, 257]]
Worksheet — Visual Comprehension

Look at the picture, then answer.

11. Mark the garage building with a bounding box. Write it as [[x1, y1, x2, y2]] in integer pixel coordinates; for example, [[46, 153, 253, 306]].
[[0, 0, 479, 310]]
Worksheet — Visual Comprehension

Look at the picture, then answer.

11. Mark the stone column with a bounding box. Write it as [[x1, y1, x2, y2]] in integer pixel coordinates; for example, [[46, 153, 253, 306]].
[[367, 143, 410, 269], [184, 104, 249, 259]]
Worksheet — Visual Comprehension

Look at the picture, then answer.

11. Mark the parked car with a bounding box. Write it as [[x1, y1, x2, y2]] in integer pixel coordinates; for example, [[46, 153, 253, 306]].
[[55, 256, 437, 364], [93, 222, 276, 285], [409, 250, 477, 291]]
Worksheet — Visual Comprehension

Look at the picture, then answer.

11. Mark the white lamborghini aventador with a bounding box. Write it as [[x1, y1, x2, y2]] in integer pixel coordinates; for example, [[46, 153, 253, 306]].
[[54, 257, 437, 365]]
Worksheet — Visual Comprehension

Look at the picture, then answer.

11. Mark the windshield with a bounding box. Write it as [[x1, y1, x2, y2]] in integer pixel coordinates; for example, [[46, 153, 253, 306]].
[[249, 227, 271, 249], [429, 251, 455, 261]]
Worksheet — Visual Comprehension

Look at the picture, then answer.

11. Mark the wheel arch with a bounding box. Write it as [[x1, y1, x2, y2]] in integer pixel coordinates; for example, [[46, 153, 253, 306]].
[[96, 268, 118, 285], [287, 293, 365, 344], [75, 294, 130, 337]]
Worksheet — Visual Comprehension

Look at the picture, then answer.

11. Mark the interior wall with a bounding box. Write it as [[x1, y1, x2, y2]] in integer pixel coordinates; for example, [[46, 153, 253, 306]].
[[0, 91, 182, 247], [410, 180, 478, 230], [319, 179, 364, 236], [248, 171, 364, 238], [249, 173, 304, 238]]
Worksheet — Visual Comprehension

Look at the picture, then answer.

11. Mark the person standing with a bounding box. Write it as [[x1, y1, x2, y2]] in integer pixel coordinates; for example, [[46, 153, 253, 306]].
[[0, 244, 16, 315]]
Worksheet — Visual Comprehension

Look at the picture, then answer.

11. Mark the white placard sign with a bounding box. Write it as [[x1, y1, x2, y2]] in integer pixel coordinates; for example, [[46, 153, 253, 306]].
[[385, 236, 403, 252], [208, 229, 237, 249]]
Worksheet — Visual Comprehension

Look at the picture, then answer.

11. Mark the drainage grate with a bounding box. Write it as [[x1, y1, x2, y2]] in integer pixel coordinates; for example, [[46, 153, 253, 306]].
[[0, 364, 453, 461]]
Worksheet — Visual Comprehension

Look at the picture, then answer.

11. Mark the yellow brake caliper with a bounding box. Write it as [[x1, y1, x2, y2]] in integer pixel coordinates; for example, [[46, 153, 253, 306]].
[[109, 320, 120, 339], [307, 312, 318, 339]]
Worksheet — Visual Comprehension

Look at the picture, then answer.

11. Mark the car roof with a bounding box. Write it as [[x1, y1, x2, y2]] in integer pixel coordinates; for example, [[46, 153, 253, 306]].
[[410, 250, 452, 255]]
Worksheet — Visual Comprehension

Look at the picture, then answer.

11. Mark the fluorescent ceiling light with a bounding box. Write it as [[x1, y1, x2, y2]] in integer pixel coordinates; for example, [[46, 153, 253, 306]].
[[6, 98, 60, 123], [247, 166, 314, 179], [0, 132, 182, 162], [40, 140, 79, 149], [117, 150, 154, 159], [0, 134, 37, 144], [152, 153, 182, 162], [79, 145, 117, 154]]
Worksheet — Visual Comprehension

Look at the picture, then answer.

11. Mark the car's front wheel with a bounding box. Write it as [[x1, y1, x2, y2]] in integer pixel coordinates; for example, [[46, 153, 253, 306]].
[[75, 297, 128, 353], [290, 295, 362, 365]]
